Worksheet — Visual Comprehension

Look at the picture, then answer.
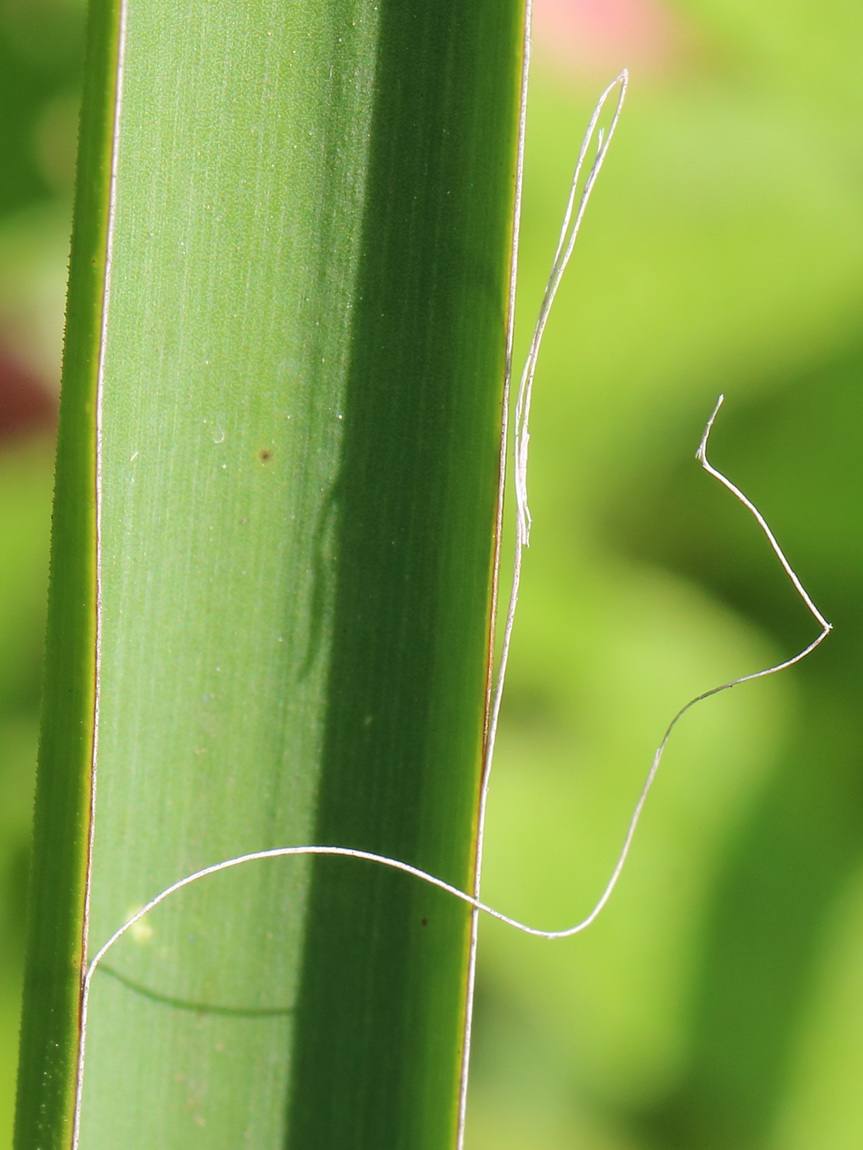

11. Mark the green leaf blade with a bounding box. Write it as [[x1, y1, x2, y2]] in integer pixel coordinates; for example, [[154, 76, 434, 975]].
[[16, 1, 525, 1147], [14, 2, 122, 1146]]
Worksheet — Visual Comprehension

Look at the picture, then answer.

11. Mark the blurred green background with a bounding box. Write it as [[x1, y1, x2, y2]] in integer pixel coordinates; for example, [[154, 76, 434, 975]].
[[2, 0, 863, 1147], [0, 0, 85, 1142]]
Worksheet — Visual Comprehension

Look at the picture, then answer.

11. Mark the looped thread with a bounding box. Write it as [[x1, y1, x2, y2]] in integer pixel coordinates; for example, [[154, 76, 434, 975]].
[[71, 43, 830, 1149]]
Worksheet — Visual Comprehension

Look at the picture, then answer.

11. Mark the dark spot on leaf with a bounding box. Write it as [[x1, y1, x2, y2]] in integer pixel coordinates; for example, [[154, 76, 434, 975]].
[[421, 917, 428, 927], [259, 448, 272, 462]]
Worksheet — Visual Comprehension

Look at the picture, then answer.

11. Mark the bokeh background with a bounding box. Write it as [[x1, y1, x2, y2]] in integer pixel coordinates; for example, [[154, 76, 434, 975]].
[[2, 0, 863, 1147], [0, 0, 84, 1142]]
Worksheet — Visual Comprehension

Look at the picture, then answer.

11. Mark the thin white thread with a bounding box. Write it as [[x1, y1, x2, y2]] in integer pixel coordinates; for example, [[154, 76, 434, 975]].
[[477, 68, 629, 937], [69, 35, 831, 1150], [74, 1, 128, 1147], [513, 70, 628, 545], [72, 391, 830, 1143], [459, 59, 628, 1149], [78, 402, 832, 951]]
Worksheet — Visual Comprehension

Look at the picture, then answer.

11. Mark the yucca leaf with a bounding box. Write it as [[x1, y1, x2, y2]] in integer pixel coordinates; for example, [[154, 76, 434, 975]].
[[15, 1, 525, 1147]]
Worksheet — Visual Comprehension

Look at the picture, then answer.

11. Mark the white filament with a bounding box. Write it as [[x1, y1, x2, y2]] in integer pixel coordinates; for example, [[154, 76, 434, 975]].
[[72, 389, 831, 1148], [71, 36, 831, 1150], [456, 62, 628, 1148]]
